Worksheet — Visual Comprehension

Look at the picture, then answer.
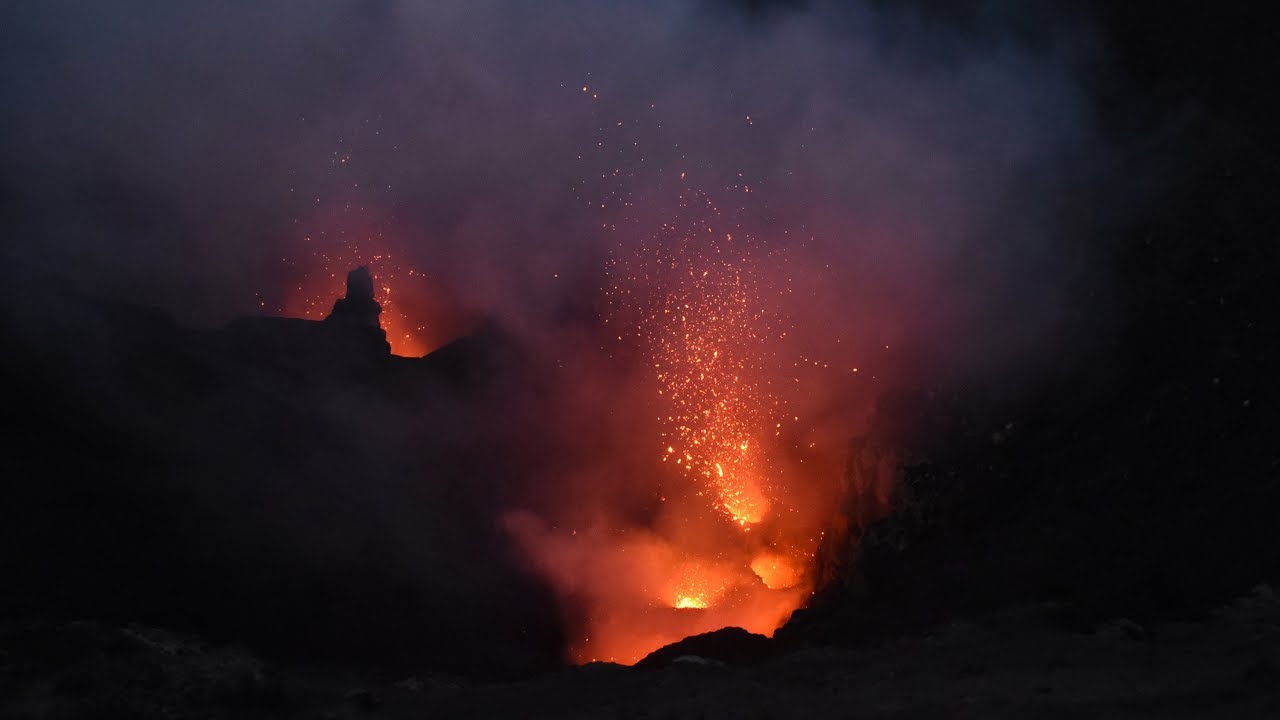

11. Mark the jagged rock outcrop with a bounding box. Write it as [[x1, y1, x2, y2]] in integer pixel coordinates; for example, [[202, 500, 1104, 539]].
[[635, 627, 775, 669], [0, 267, 564, 679], [813, 386, 961, 596], [326, 266, 383, 330], [322, 265, 391, 355], [224, 266, 391, 364]]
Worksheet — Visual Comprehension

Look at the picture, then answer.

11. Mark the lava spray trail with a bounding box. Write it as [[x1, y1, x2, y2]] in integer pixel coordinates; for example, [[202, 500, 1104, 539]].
[[499, 81, 854, 664], [607, 191, 788, 530]]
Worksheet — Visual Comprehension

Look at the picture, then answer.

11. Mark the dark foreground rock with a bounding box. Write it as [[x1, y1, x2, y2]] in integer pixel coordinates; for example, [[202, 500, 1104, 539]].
[[0, 268, 565, 679], [6, 589, 1280, 719], [0, 620, 281, 719], [635, 627, 775, 670]]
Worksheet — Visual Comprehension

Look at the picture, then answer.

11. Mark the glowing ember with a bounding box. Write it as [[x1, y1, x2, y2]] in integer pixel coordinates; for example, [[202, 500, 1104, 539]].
[[501, 87, 850, 667], [269, 231, 437, 357], [609, 192, 785, 529], [527, 181, 825, 665], [669, 560, 730, 610]]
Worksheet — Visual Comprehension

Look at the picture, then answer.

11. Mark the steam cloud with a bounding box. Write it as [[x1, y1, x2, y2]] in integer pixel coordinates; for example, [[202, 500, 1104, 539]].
[[3, 0, 1092, 340], [1, 0, 1101, 664]]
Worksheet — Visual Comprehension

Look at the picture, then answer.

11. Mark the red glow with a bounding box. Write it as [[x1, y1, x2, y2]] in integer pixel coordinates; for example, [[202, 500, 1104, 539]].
[[281, 256, 436, 357], [508, 184, 843, 666], [268, 204, 449, 356], [504, 512, 815, 664]]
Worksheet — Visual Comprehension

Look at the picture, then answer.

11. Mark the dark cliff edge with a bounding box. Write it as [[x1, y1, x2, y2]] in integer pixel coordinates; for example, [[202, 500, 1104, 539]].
[[0, 266, 565, 680], [777, 0, 1280, 658]]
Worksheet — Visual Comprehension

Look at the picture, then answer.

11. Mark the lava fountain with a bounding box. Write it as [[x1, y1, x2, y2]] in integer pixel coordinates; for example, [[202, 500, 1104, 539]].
[[607, 192, 785, 531], [507, 185, 833, 664]]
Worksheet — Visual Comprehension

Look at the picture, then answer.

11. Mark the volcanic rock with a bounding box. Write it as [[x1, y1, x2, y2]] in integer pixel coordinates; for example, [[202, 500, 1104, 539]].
[[0, 264, 564, 679], [322, 265, 391, 356], [635, 627, 776, 669], [326, 266, 383, 330], [224, 266, 392, 365], [0, 619, 281, 718]]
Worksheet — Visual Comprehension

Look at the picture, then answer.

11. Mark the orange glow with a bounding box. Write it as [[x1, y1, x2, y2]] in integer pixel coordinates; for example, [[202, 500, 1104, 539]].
[[269, 219, 445, 356], [508, 188, 826, 665], [503, 511, 815, 665], [669, 559, 730, 610], [281, 258, 435, 357], [750, 552, 803, 590], [505, 103, 857, 665]]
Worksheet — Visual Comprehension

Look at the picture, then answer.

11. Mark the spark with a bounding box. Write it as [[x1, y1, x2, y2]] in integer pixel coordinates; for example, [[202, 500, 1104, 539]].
[[276, 228, 434, 357], [606, 190, 785, 528]]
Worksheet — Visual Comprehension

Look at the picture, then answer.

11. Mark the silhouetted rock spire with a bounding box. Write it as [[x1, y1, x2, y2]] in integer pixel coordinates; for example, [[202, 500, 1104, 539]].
[[326, 266, 383, 329]]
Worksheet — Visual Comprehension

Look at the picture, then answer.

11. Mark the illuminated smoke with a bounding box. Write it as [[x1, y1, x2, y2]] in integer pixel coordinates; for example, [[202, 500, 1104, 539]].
[[2, 0, 1098, 669], [502, 172, 833, 664]]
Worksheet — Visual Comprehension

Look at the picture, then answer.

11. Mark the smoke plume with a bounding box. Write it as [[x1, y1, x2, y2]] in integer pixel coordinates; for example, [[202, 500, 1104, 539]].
[[1, 0, 1101, 664]]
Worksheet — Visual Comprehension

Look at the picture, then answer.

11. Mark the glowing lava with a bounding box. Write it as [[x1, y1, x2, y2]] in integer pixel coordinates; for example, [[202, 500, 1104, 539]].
[[509, 186, 823, 664], [750, 552, 803, 590], [505, 90, 846, 666], [669, 560, 730, 610]]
